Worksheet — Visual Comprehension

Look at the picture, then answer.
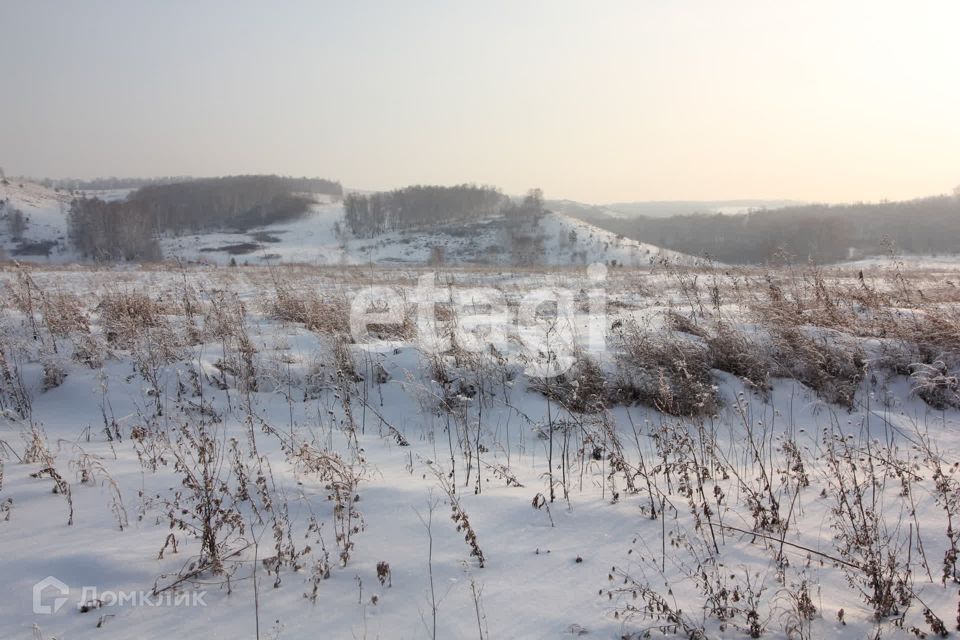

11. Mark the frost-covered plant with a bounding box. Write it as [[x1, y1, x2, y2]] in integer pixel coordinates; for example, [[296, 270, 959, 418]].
[[290, 441, 365, 567], [162, 418, 245, 575], [430, 463, 485, 567], [823, 429, 912, 620], [910, 360, 960, 410], [612, 322, 718, 416]]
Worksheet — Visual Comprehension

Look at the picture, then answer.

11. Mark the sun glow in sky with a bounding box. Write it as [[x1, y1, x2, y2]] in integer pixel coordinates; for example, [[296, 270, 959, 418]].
[[2, 0, 959, 203]]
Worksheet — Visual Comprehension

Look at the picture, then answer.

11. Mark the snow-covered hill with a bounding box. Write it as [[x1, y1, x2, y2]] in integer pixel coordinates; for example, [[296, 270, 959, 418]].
[[0, 180, 74, 261], [162, 205, 691, 267], [0, 181, 692, 267]]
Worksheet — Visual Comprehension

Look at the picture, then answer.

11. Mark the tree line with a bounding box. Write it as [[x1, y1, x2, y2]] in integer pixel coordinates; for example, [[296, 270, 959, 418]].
[[67, 198, 161, 261], [0, 199, 27, 241], [34, 174, 343, 195], [68, 175, 340, 261], [343, 184, 545, 237], [127, 175, 327, 232], [582, 194, 960, 264]]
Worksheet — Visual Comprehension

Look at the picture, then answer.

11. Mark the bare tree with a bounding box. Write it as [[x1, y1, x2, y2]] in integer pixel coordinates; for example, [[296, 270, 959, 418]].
[[7, 209, 26, 240], [343, 184, 507, 237]]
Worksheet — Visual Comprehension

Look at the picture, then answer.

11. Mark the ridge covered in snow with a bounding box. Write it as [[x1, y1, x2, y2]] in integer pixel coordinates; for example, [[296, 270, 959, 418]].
[[0, 181, 693, 267]]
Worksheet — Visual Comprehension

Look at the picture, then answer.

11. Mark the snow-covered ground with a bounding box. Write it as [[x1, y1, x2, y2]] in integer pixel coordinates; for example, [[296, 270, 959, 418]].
[[1, 261, 960, 639]]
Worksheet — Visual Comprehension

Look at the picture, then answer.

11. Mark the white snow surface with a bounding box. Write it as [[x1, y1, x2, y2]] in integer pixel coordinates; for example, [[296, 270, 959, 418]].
[[0, 263, 959, 639]]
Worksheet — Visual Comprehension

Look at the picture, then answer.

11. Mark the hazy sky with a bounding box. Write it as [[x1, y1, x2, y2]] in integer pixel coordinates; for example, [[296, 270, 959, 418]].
[[2, 1, 958, 203]]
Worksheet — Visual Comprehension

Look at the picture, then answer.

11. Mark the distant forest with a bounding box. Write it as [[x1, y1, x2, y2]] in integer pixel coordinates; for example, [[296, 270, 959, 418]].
[[581, 195, 960, 264], [344, 184, 507, 237], [127, 175, 337, 231], [344, 185, 547, 237], [33, 175, 343, 195], [68, 175, 340, 260], [39, 176, 196, 191]]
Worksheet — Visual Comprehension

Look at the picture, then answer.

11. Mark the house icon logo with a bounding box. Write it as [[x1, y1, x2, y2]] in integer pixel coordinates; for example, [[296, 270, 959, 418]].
[[33, 576, 69, 614]]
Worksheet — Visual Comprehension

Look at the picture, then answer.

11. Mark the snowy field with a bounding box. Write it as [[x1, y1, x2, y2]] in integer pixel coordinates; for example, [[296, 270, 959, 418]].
[[2, 259, 960, 639]]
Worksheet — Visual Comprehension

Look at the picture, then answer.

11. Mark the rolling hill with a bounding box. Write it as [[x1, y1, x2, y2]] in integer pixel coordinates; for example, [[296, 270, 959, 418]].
[[0, 180, 691, 267]]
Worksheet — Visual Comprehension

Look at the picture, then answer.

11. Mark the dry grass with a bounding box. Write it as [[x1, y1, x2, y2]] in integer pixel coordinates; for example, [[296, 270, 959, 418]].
[[98, 290, 166, 347], [530, 353, 607, 413], [704, 323, 771, 395], [768, 327, 865, 408], [269, 282, 351, 336], [612, 323, 718, 417]]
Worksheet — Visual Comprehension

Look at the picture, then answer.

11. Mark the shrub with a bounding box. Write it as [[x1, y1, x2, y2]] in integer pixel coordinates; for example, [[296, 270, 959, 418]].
[[612, 324, 718, 416]]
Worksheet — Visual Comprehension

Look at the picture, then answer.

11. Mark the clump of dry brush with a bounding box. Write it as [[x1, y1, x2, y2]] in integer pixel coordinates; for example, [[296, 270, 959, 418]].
[[752, 264, 960, 410], [611, 321, 719, 417]]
